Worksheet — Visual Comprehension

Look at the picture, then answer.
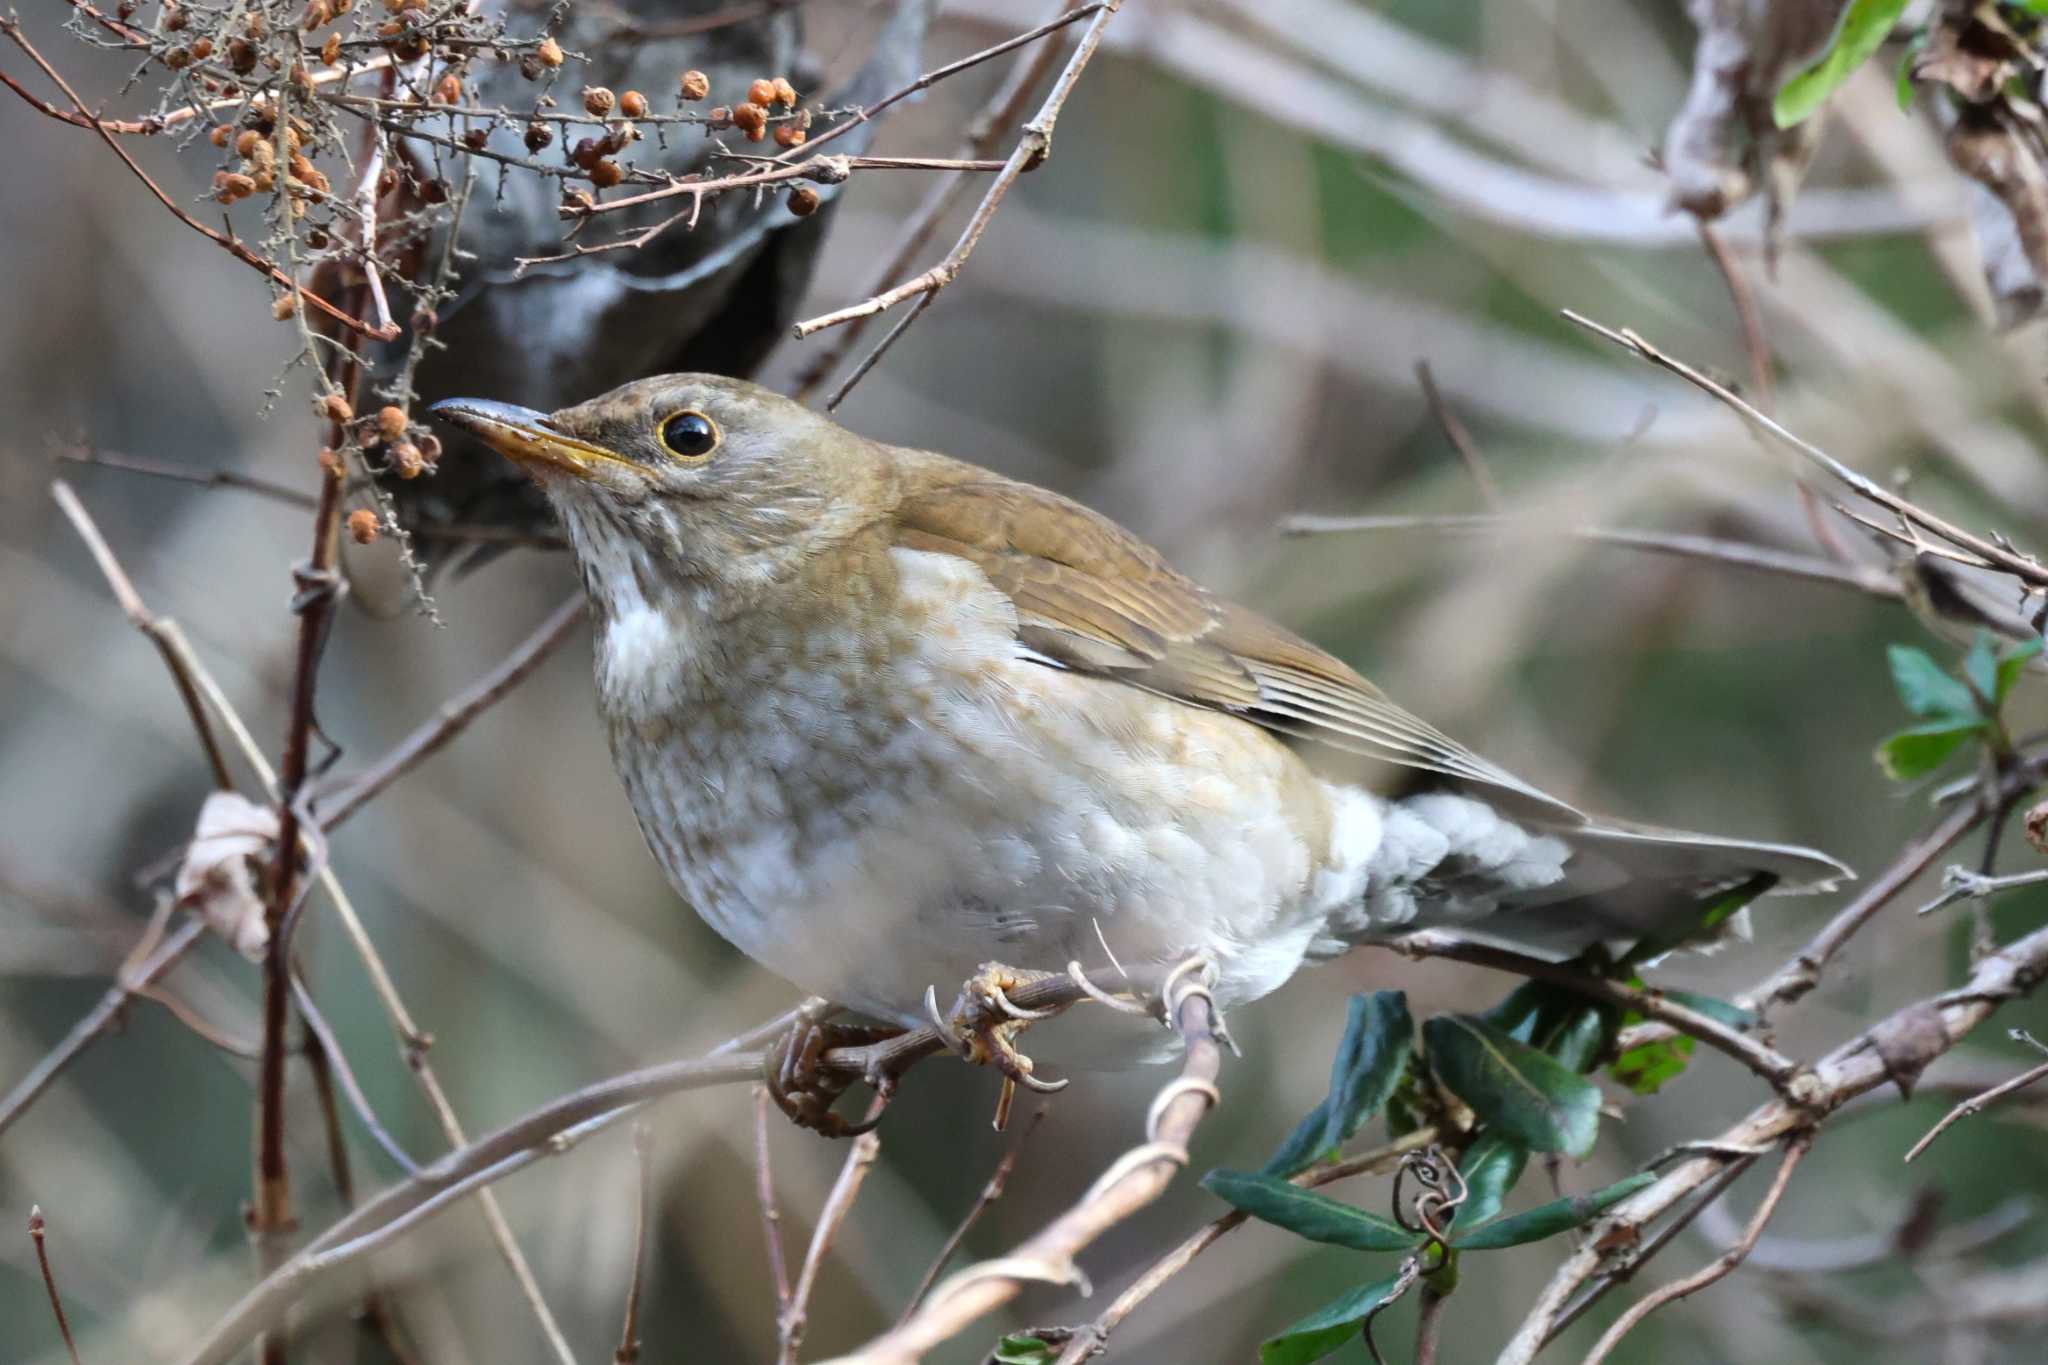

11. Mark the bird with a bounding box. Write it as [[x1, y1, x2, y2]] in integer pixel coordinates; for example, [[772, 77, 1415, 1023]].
[[431, 375, 1848, 1121]]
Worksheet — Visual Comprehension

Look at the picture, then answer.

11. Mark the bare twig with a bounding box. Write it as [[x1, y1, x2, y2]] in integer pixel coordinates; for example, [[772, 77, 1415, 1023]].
[[1561, 310, 2048, 588], [1414, 361, 1501, 509], [754, 1086, 796, 1325], [29, 1207, 85, 1365], [51, 482, 234, 790], [314, 594, 583, 831], [827, 972, 1221, 1364], [1905, 1035, 2048, 1163], [791, 0, 1080, 401], [782, 1095, 891, 1363], [792, 0, 1127, 406], [615, 1125, 655, 1364], [1695, 222, 1774, 412], [1579, 1132, 1814, 1365], [1278, 512, 1902, 599], [899, 1109, 1045, 1323], [51, 441, 320, 510]]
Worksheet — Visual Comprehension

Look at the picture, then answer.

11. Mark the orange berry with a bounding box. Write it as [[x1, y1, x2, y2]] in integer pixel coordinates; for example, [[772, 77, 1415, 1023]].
[[731, 102, 765, 133], [346, 508, 380, 544], [583, 86, 615, 117], [317, 393, 354, 423], [772, 77, 797, 106], [320, 32, 340, 64], [774, 125, 805, 148], [434, 72, 461, 104], [785, 185, 819, 216], [391, 442, 426, 478], [536, 35, 563, 67], [679, 69, 709, 101], [590, 158, 623, 188], [620, 90, 647, 118], [273, 293, 297, 320], [376, 405, 408, 442], [747, 78, 775, 107]]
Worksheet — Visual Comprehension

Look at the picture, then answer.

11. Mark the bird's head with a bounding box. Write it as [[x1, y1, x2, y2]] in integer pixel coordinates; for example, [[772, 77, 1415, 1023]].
[[432, 374, 892, 611]]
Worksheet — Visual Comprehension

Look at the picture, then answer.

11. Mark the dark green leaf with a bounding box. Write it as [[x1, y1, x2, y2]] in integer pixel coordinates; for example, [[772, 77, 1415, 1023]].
[[1887, 644, 1978, 721], [1449, 1132, 1528, 1233], [1259, 1276, 1406, 1365], [1658, 989, 1758, 1030], [992, 1335, 1056, 1365], [1544, 1005, 1612, 1073], [1996, 638, 2043, 704], [1610, 1034, 1695, 1095], [1262, 992, 1414, 1178], [1775, 0, 1911, 128], [1452, 1173, 1657, 1250], [1876, 720, 1983, 781], [1203, 1170, 1420, 1252], [1424, 1015, 1601, 1157]]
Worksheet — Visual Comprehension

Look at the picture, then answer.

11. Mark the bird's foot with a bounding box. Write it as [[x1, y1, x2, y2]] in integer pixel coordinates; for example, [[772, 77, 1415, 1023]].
[[762, 1001, 902, 1139], [929, 963, 1072, 1128]]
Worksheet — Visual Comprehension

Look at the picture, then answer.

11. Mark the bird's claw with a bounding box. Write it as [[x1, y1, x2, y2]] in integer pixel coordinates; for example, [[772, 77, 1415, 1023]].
[[762, 1004, 901, 1139], [932, 963, 1072, 1101]]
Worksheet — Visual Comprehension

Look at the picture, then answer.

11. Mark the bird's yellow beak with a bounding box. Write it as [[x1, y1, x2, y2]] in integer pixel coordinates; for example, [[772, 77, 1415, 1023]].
[[429, 398, 635, 480]]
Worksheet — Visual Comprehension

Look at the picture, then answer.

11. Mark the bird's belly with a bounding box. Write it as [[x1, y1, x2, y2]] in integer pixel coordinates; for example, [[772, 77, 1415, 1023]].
[[608, 636, 1349, 1031]]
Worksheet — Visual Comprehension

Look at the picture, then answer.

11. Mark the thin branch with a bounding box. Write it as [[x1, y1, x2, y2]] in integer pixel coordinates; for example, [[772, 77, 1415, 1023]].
[[0, 919, 205, 1142], [754, 1086, 795, 1325], [313, 594, 583, 831], [1561, 310, 2048, 589], [29, 1207, 85, 1365], [51, 441, 320, 510], [51, 482, 235, 790], [791, 0, 1080, 402], [782, 1095, 890, 1364], [791, 0, 1128, 406], [1905, 1051, 2048, 1163], [1917, 865, 2048, 919], [615, 1125, 655, 1364], [1278, 512, 1903, 600], [1579, 1132, 1813, 1365], [829, 974, 1221, 1364], [1414, 361, 1501, 509], [1695, 221, 1774, 412], [899, 1109, 1045, 1323]]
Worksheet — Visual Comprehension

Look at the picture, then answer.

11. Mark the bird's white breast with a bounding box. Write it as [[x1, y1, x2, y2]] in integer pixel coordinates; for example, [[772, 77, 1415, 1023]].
[[591, 546, 1389, 1038]]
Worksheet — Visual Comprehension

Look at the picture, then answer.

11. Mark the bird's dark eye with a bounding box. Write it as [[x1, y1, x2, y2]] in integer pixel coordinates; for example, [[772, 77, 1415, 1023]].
[[658, 410, 720, 461]]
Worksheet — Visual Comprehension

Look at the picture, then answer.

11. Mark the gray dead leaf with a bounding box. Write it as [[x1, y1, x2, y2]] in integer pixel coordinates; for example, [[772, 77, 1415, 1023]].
[[174, 792, 278, 962], [1663, 0, 1847, 221], [1872, 1002, 1951, 1100]]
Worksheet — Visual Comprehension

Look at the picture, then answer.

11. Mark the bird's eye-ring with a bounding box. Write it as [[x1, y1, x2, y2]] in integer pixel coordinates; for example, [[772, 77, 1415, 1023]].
[[658, 410, 720, 461]]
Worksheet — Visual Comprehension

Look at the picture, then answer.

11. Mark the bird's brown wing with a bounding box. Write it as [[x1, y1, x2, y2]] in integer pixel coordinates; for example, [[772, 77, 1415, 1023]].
[[891, 475, 1583, 821]]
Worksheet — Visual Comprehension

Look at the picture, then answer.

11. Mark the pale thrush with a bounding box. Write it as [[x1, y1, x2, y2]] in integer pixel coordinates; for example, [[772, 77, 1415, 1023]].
[[433, 377, 1847, 1080]]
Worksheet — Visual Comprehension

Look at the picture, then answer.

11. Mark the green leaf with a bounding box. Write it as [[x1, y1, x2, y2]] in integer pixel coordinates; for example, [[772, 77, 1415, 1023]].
[[1888, 644, 1979, 721], [1996, 638, 2043, 704], [1774, 0, 1911, 128], [1609, 1034, 1695, 1095], [1424, 1015, 1602, 1157], [1895, 28, 1927, 109], [993, 1335, 1057, 1365], [1452, 1173, 1657, 1250], [1261, 992, 1414, 1178], [1203, 1170, 1421, 1252], [1876, 719, 1984, 780], [1449, 1132, 1529, 1233], [1259, 1276, 1406, 1365]]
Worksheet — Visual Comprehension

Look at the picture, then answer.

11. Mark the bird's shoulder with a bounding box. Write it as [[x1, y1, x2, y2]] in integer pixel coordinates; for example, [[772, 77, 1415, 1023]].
[[875, 448, 1580, 820]]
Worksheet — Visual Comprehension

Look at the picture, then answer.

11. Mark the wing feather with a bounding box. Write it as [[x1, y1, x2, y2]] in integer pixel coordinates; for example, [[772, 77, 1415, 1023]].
[[891, 472, 1582, 821]]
